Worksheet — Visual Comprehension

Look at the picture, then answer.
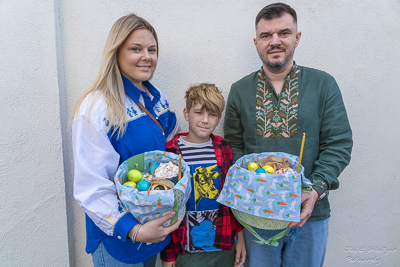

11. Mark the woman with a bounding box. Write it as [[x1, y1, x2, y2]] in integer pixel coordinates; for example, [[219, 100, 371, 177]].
[[71, 14, 181, 266]]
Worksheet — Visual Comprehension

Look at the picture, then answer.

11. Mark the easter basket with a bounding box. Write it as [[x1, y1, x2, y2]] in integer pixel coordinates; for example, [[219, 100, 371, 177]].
[[114, 150, 191, 226], [216, 152, 312, 246]]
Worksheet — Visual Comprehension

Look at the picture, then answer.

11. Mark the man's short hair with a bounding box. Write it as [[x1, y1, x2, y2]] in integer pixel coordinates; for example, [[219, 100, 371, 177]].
[[256, 2, 297, 29], [185, 83, 225, 116]]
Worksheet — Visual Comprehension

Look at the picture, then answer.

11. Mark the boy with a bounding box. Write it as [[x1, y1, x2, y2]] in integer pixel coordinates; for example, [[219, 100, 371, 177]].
[[161, 83, 246, 267]]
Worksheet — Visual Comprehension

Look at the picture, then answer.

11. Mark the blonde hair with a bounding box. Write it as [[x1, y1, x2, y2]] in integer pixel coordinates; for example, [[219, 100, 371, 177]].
[[71, 13, 159, 138], [185, 83, 225, 116]]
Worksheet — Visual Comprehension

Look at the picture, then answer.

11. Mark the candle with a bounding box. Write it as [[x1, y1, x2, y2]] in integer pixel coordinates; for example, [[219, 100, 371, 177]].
[[297, 133, 306, 173], [178, 155, 182, 181]]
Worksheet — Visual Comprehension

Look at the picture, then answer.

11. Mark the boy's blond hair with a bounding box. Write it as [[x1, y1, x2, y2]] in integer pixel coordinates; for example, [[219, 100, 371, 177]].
[[185, 83, 225, 116]]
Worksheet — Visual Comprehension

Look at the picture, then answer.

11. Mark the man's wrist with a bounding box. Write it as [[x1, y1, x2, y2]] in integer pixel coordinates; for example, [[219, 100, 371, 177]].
[[312, 185, 326, 203]]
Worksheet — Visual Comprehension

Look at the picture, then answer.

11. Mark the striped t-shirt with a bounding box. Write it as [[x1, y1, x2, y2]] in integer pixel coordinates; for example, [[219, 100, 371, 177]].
[[178, 137, 217, 165]]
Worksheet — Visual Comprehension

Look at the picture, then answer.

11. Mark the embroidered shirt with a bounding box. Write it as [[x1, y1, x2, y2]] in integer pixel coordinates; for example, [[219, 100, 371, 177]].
[[72, 76, 180, 263], [224, 64, 353, 221]]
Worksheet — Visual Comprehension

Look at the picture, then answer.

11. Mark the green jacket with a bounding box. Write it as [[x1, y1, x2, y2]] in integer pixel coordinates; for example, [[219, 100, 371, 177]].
[[224, 65, 353, 220]]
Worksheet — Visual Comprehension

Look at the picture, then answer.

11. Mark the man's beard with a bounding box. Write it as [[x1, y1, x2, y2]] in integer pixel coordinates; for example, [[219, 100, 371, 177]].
[[261, 45, 293, 72], [265, 56, 289, 72]]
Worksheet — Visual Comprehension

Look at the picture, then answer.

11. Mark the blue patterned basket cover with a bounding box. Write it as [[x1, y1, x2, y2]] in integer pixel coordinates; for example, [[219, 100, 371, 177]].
[[114, 150, 191, 226], [217, 152, 311, 230]]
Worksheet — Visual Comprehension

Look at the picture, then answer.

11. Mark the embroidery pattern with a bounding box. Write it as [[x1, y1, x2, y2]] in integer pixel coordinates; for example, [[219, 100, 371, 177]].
[[256, 66, 300, 138], [125, 99, 171, 121], [312, 179, 327, 191]]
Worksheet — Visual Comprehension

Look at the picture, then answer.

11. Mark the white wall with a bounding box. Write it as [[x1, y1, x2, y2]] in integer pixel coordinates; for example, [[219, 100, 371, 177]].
[[1, 0, 399, 266], [0, 0, 69, 266]]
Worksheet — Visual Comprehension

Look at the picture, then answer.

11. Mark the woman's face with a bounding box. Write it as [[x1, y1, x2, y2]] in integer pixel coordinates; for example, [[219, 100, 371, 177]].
[[117, 29, 158, 88]]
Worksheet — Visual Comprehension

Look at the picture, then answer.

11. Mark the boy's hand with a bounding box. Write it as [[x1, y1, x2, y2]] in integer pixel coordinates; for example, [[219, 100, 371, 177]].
[[162, 260, 176, 267], [234, 230, 246, 267]]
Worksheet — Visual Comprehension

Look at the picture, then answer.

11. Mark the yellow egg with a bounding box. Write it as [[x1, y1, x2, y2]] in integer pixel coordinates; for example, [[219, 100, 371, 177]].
[[127, 169, 143, 182], [123, 181, 137, 188], [262, 165, 275, 174], [247, 162, 260, 172]]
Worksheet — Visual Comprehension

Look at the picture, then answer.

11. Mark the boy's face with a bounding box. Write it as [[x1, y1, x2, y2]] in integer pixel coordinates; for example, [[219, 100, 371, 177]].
[[183, 101, 221, 143]]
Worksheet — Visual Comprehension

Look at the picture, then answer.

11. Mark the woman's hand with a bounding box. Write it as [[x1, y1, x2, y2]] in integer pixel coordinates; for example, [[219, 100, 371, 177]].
[[234, 230, 246, 267], [162, 260, 176, 267], [129, 211, 182, 243]]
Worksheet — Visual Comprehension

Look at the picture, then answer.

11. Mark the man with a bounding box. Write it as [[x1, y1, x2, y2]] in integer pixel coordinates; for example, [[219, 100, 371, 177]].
[[224, 3, 353, 267]]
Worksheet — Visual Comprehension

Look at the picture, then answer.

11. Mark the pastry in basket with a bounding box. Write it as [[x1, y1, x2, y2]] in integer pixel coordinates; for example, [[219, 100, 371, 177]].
[[258, 155, 291, 172], [153, 161, 179, 180], [150, 177, 175, 190]]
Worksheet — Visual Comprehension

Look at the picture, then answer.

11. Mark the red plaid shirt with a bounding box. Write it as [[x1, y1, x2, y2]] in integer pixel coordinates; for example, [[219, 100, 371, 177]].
[[161, 133, 243, 262]]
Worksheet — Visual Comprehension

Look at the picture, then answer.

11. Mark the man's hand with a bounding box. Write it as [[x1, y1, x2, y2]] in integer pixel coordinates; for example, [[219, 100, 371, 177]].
[[162, 260, 176, 267], [234, 230, 246, 267], [288, 189, 319, 228], [129, 211, 182, 243]]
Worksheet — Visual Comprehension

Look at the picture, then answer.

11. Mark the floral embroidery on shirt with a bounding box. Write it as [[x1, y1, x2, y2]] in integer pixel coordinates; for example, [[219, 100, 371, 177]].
[[127, 107, 138, 118], [256, 66, 300, 138], [155, 100, 172, 116], [125, 99, 169, 122], [312, 179, 327, 191], [103, 117, 110, 127], [160, 100, 170, 109]]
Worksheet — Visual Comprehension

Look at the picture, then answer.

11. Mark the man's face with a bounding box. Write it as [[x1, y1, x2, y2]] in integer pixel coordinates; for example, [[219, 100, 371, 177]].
[[254, 13, 301, 73]]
